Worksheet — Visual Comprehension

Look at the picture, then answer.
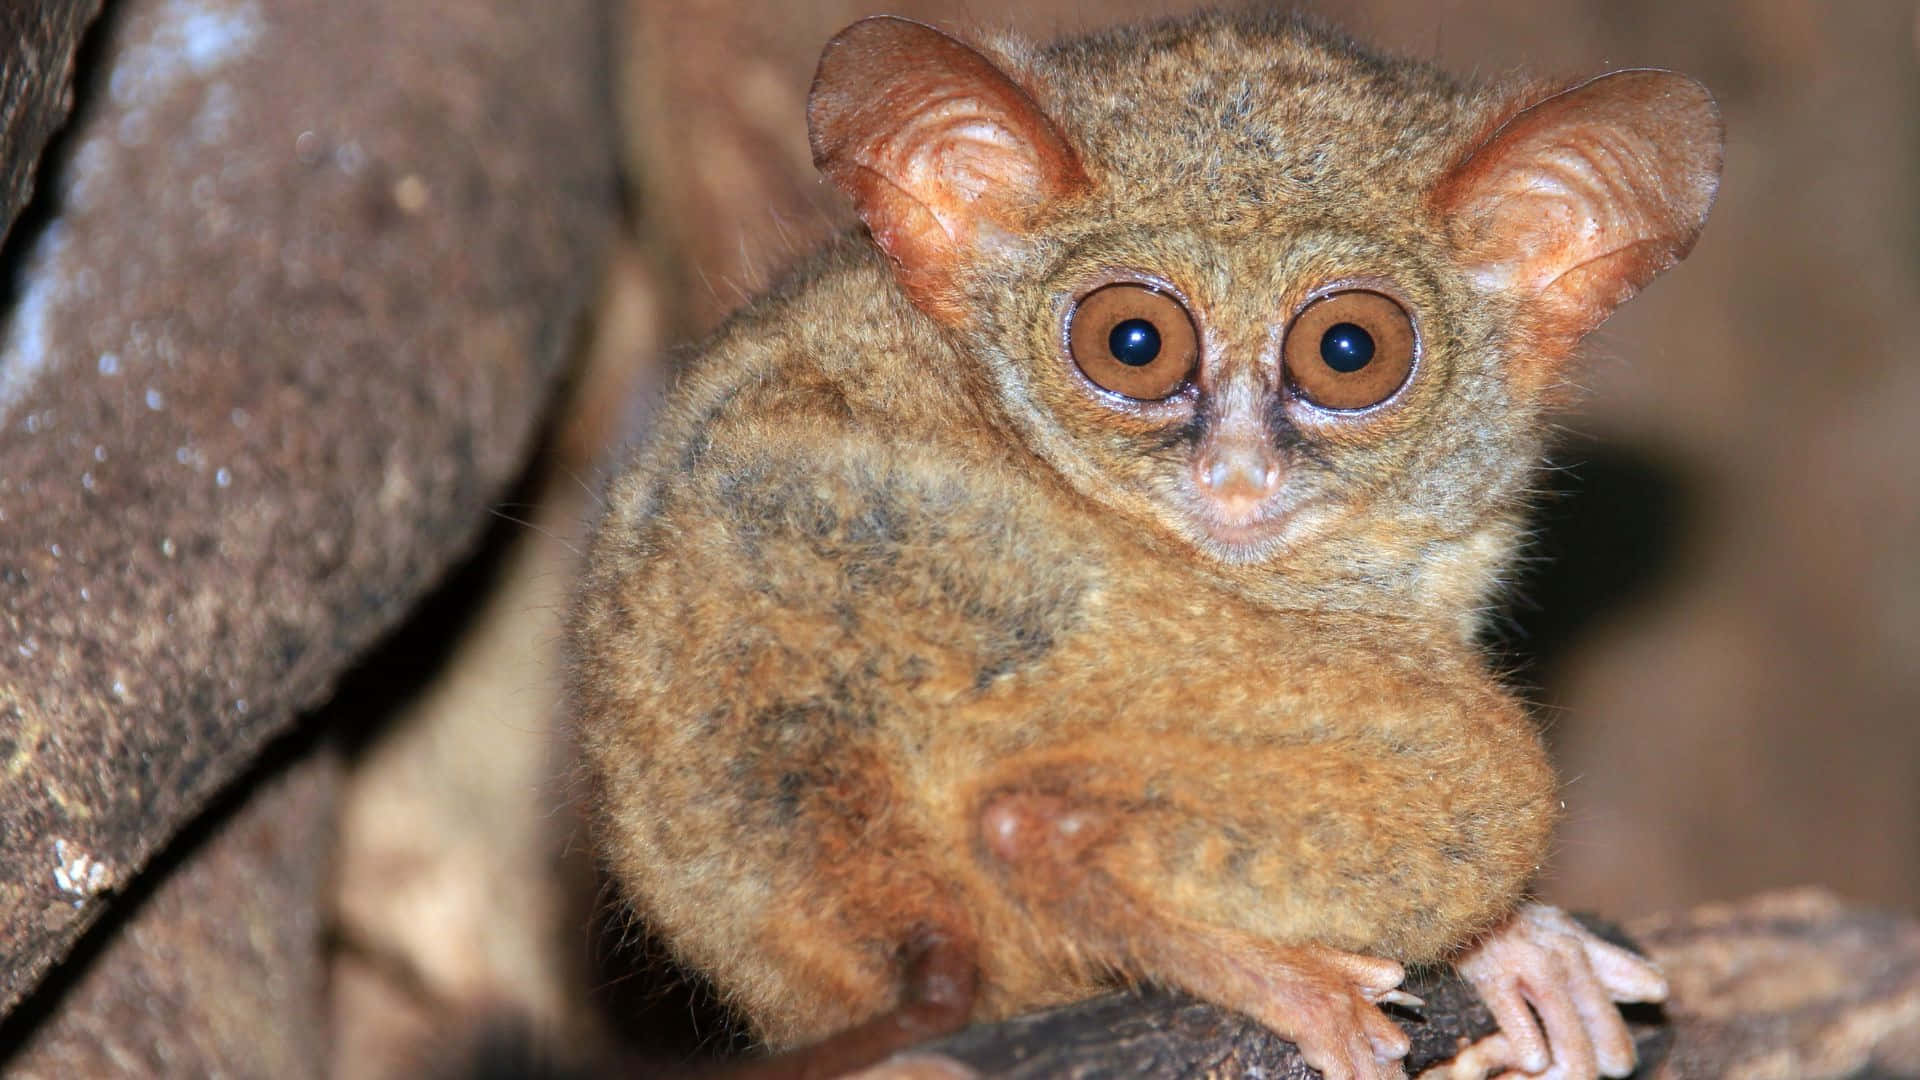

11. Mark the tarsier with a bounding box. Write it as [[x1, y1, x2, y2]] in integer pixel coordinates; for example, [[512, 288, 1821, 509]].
[[568, 10, 1720, 1080]]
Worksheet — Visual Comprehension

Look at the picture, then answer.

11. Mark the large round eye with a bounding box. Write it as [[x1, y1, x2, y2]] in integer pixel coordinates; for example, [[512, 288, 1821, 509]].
[[1283, 290, 1416, 411], [1067, 283, 1199, 400]]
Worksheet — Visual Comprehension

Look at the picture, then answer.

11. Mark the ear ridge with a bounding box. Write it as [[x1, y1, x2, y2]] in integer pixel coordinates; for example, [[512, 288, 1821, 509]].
[[1437, 68, 1723, 347], [808, 16, 1089, 322]]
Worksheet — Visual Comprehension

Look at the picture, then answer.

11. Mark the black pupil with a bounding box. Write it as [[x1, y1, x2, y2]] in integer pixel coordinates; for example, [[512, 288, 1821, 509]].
[[1319, 323, 1375, 373], [1108, 319, 1162, 367]]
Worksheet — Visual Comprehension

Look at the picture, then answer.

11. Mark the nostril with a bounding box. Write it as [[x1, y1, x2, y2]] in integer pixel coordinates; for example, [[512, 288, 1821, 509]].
[[1206, 459, 1232, 492]]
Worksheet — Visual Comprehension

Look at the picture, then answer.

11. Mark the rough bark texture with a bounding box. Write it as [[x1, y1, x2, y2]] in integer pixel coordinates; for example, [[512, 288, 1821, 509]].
[[0, 0, 105, 251], [1630, 889, 1920, 1079], [0, 0, 614, 1019], [0, 747, 337, 1079], [860, 890, 1919, 1079]]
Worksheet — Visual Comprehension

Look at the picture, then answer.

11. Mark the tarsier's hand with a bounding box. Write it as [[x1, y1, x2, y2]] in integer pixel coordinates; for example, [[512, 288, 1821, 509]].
[[1426, 903, 1667, 1080], [1227, 942, 1417, 1080]]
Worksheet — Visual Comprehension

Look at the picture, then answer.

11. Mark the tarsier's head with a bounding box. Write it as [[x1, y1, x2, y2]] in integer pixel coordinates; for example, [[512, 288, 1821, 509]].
[[808, 13, 1720, 616]]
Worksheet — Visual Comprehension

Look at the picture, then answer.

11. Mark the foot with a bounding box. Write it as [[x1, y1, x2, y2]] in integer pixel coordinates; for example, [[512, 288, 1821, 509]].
[[1216, 940, 1416, 1080], [1132, 931, 1414, 1080], [979, 790, 1412, 1080], [1428, 903, 1666, 1079], [1268, 942, 1419, 1080]]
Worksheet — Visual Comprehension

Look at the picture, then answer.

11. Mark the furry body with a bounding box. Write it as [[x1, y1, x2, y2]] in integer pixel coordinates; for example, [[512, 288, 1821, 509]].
[[570, 10, 1717, 1074]]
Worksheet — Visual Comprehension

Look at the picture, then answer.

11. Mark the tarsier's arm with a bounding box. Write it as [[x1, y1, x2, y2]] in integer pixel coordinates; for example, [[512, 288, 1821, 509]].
[[572, 12, 1720, 1080]]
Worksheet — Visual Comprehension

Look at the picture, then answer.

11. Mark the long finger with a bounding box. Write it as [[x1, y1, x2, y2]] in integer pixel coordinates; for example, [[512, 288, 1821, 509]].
[[1559, 950, 1638, 1077], [1319, 947, 1408, 995], [1477, 976, 1550, 1074], [1581, 936, 1668, 1003], [1362, 998, 1413, 1063], [1523, 963, 1598, 1080]]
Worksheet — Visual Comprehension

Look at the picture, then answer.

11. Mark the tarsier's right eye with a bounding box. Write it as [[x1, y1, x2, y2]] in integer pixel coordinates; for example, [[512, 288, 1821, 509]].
[[1068, 283, 1199, 400]]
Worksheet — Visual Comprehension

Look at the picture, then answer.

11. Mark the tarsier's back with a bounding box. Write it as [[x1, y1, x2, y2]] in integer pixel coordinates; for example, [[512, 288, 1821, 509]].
[[569, 11, 1719, 1079]]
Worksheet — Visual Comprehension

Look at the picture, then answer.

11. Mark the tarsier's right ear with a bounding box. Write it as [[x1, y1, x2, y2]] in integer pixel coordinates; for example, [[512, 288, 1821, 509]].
[[808, 16, 1091, 325], [1434, 69, 1723, 390]]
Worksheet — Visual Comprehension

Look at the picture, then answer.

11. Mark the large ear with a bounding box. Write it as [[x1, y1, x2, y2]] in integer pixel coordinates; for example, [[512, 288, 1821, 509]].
[[808, 16, 1090, 323], [1435, 70, 1723, 364]]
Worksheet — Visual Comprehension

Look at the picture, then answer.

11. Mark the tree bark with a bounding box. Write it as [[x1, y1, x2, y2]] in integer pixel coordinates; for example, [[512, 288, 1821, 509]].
[[858, 891, 1920, 1079], [0, 0, 615, 1018], [0, 0, 104, 250], [0, 747, 337, 1079]]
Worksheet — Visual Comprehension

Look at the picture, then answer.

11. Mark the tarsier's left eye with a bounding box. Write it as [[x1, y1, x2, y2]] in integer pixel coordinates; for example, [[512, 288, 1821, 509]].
[[1068, 284, 1199, 400], [1283, 290, 1416, 410]]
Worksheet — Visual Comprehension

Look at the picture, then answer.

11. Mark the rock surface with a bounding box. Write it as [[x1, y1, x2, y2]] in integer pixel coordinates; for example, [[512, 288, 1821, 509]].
[[0, 0, 613, 1017], [0, 748, 336, 1079], [0, 0, 105, 251]]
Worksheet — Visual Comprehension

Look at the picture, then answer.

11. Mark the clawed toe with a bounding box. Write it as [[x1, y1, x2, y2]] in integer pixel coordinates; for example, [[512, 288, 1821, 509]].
[[1230, 942, 1413, 1080], [1451, 903, 1661, 1079]]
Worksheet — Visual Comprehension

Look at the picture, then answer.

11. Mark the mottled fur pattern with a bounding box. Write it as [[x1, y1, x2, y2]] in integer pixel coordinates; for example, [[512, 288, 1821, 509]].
[[567, 8, 1715, 1058]]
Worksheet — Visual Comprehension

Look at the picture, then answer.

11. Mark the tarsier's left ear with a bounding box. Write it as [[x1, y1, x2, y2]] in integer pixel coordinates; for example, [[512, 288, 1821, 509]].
[[1434, 70, 1723, 375], [809, 16, 1091, 324]]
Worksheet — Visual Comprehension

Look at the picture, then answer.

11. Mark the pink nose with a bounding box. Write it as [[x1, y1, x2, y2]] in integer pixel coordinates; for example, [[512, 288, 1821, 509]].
[[1195, 438, 1282, 517]]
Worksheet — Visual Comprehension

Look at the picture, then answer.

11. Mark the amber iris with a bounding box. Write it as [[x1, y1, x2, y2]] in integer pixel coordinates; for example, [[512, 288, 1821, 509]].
[[1283, 290, 1415, 410], [1068, 284, 1198, 400]]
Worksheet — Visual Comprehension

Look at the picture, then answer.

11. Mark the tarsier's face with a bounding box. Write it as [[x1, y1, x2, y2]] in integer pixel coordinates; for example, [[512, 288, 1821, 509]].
[[1054, 272, 1423, 562], [996, 220, 1494, 569], [809, 13, 1719, 602]]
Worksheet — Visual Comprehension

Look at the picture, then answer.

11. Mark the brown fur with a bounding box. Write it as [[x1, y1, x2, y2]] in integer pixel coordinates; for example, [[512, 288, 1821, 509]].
[[567, 8, 1719, 1061]]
